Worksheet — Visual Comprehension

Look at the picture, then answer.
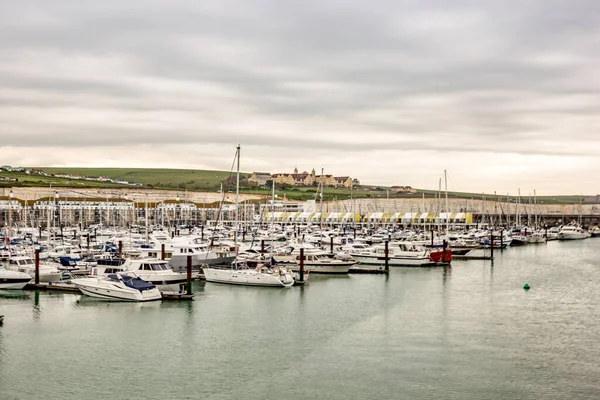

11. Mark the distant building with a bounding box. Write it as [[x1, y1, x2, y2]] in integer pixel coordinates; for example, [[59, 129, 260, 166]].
[[334, 176, 353, 188], [249, 172, 272, 186], [272, 167, 357, 188]]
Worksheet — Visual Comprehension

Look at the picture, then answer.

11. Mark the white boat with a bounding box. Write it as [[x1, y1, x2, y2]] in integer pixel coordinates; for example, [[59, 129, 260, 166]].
[[527, 232, 547, 244], [558, 225, 590, 240], [350, 242, 434, 267], [71, 274, 162, 301], [0, 265, 32, 289], [204, 262, 294, 287], [273, 248, 355, 274], [5, 256, 62, 282], [111, 259, 188, 292]]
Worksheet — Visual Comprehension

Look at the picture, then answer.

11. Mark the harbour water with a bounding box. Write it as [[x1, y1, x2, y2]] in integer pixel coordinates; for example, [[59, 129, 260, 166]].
[[2, 240, 600, 399]]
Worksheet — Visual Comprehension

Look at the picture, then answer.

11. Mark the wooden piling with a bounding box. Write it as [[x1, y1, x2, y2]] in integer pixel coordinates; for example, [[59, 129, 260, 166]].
[[299, 248, 305, 282], [431, 230, 434, 247], [261, 240, 265, 253], [500, 229, 504, 249], [330, 236, 334, 253], [35, 248, 40, 285], [490, 233, 494, 259], [186, 255, 192, 295], [384, 240, 389, 273], [161, 243, 166, 260], [118, 240, 123, 258]]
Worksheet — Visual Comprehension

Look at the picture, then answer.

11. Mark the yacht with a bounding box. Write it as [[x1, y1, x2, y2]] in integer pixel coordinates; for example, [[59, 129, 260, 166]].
[[71, 274, 162, 301], [588, 226, 600, 238], [0, 265, 32, 289], [204, 262, 294, 287], [273, 247, 355, 274], [5, 256, 62, 282], [350, 242, 442, 267], [527, 232, 547, 244], [118, 259, 188, 292], [558, 225, 590, 240]]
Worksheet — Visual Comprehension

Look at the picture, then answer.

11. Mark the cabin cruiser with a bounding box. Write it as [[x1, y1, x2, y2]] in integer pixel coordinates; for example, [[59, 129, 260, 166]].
[[272, 247, 355, 274], [143, 238, 235, 271], [0, 265, 32, 289], [558, 225, 590, 240], [118, 259, 188, 292], [5, 256, 62, 282], [527, 231, 547, 244], [350, 242, 447, 267], [204, 261, 294, 287], [72, 274, 162, 302]]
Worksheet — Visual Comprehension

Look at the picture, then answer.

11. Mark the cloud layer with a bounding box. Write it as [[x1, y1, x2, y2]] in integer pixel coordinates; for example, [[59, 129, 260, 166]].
[[1, 0, 599, 194]]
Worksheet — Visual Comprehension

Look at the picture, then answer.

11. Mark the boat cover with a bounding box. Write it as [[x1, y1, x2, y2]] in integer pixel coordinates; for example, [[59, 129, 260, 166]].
[[120, 275, 156, 291]]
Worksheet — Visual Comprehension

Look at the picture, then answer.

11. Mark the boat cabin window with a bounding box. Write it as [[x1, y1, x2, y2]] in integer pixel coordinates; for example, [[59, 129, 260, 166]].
[[151, 263, 169, 270], [142, 264, 153, 270]]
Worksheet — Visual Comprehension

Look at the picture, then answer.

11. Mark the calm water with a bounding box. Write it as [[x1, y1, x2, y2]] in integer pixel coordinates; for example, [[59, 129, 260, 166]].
[[2, 240, 600, 400]]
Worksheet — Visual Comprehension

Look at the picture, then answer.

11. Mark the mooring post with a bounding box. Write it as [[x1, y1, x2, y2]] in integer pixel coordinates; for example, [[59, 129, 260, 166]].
[[35, 248, 40, 285], [431, 230, 434, 247], [500, 229, 504, 249], [242, 230, 246, 241], [490, 232, 494, 259], [299, 247, 305, 282], [330, 236, 334, 253], [384, 240, 389, 273], [161, 243, 166, 260], [261, 240, 265, 253], [87, 234, 90, 253], [73, 229, 77, 240], [186, 255, 192, 295], [171, 231, 175, 239], [118, 240, 123, 258], [201, 226, 204, 241]]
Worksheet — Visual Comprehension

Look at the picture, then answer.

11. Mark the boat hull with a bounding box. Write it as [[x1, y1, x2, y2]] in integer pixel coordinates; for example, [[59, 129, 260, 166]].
[[72, 279, 162, 301], [204, 268, 293, 287]]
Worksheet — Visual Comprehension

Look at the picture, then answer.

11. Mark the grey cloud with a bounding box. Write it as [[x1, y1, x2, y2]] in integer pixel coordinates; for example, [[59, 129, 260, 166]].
[[0, 0, 599, 193]]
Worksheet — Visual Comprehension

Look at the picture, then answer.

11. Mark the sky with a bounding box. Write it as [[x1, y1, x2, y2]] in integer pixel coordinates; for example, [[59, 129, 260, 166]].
[[1, 0, 599, 195]]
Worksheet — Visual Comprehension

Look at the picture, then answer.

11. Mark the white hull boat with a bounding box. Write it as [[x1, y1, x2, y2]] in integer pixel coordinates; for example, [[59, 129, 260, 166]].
[[72, 274, 162, 301], [5, 256, 62, 283], [558, 226, 590, 240], [204, 264, 294, 287], [0, 267, 32, 289]]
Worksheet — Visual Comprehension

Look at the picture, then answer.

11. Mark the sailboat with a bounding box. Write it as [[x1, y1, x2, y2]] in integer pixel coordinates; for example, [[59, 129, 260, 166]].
[[204, 145, 295, 288]]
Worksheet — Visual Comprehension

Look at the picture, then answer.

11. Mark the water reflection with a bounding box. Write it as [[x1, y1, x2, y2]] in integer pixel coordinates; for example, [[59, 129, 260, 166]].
[[32, 291, 41, 321]]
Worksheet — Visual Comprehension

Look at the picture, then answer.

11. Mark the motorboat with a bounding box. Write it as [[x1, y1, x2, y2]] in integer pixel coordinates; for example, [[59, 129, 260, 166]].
[[5, 256, 62, 282], [558, 225, 590, 240], [71, 274, 162, 301], [273, 247, 355, 274], [349, 242, 446, 267], [527, 232, 547, 244], [0, 265, 32, 289], [588, 226, 600, 238], [204, 261, 294, 287], [117, 258, 188, 292]]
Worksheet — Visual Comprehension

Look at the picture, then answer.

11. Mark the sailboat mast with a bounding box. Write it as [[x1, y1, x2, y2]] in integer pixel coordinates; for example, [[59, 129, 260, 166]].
[[444, 170, 449, 234], [235, 144, 240, 255], [320, 167, 324, 231]]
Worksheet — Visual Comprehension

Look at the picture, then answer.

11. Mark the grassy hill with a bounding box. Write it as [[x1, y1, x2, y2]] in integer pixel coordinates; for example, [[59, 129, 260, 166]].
[[0, 167, 595, 204], [39, 167, 247, 191]]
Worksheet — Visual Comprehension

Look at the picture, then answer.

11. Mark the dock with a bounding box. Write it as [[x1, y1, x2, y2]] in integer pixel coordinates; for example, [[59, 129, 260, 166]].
[[161, 292, 195, 301], [24, 283, 81, 293]]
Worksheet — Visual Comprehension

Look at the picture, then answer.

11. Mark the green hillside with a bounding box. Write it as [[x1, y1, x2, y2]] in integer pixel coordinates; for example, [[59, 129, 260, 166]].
[[40, 167, 247, 191]]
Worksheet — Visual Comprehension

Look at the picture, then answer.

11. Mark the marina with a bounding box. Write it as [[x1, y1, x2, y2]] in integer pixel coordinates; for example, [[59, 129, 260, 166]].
[[1, 239, 599, 399]]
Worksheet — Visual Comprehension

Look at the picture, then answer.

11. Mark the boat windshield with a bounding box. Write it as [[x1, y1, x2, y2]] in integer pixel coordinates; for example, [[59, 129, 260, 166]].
[[151, 263, 169, 271]]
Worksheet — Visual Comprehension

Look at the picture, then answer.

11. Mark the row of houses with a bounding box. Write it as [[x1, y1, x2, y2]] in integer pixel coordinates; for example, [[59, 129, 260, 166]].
[[261, 212, 474, 224], [249, 168, 358, 188], [0, 166, 142, 186]]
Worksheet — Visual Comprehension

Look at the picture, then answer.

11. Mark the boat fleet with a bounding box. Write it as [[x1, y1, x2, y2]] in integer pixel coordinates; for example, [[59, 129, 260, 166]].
[[0, 219, 596, 301]]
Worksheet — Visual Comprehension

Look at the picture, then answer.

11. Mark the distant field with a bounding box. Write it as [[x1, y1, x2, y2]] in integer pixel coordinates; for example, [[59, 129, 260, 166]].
[[39, 167, 247, 191], [0, 167, 594, 204]]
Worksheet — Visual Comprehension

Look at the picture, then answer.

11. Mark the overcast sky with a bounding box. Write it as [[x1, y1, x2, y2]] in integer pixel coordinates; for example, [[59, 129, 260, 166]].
[[1, 0, 599, 195]]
